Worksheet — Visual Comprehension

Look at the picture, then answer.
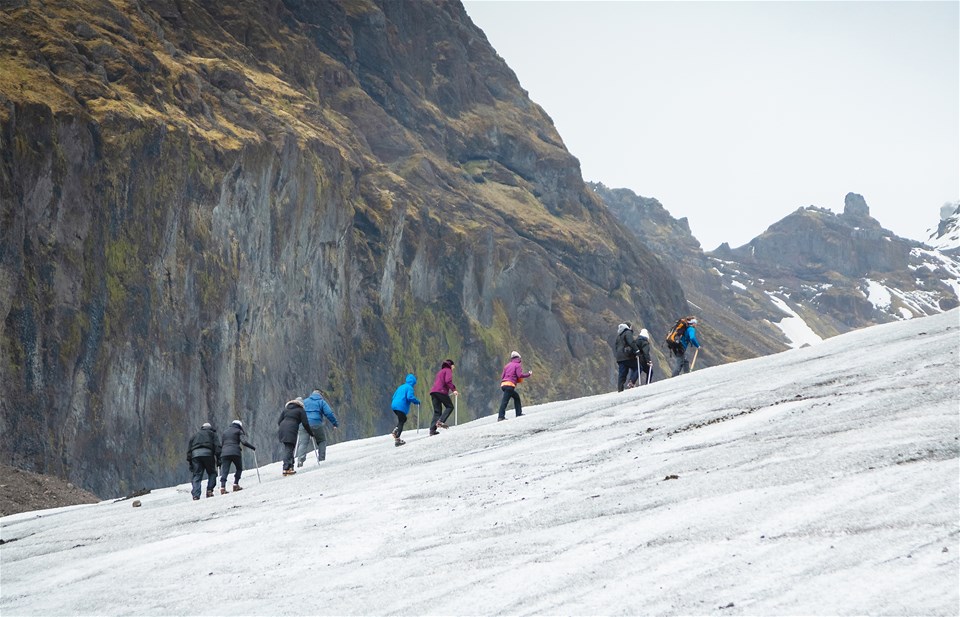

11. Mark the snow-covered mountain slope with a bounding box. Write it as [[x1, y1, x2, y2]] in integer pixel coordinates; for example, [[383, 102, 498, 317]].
[[2, 311, 958, 616], [928, 202, 960, 253]]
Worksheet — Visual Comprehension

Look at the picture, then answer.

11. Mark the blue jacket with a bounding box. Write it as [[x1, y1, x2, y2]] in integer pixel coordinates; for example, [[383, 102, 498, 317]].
[[391, 374, 421, 413], [682, 325, 701, 350], [303, 392, 338, 427]]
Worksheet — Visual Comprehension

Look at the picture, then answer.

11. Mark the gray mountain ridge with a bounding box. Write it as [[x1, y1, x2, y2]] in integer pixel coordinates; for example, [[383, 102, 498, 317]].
[[594, 182, 960, 356]]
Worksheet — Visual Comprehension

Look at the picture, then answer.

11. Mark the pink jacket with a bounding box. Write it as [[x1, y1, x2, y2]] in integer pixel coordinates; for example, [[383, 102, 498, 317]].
[[430, 362, 457, 395], [499, 357, 531, 387]]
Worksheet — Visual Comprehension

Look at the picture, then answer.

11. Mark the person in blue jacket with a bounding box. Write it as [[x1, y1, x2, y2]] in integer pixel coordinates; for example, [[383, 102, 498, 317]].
[[671, 316, 702, 376], [297, 388, 339, 466], [390, 374, 421, 447]]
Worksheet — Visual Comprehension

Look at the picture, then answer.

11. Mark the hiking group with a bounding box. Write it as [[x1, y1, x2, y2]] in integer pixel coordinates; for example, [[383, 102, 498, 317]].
[[186, 317, 701, 498], [615, 315, 703, 391]]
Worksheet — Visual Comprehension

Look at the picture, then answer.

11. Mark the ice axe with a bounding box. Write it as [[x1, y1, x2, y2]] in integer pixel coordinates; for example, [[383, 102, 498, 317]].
[[690, 348, 700, 371]]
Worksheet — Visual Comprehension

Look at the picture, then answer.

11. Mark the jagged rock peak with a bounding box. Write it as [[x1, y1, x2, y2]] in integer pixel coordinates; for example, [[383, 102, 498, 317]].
[[843, 192, 870, 218]]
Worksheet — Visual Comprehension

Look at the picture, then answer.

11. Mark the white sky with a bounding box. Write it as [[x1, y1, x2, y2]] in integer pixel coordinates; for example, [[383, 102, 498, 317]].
[[462, 1, 960, 250], [2, 309, 957, 615]]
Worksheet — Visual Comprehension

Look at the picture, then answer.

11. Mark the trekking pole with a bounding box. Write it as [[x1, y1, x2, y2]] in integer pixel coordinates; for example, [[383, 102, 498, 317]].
[[690, 348, 700, 371], [310, 435, 321, 466], [416, 403, 421, 434], [636, 356, 641, 386], [648, 363, 654, 385], [251, 447, 262, 484], [454, 394, 458, 426]]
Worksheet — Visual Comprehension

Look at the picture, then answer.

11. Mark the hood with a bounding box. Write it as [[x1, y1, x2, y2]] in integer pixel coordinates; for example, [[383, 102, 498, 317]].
[[405, 373, 417, 386], [617, 323, 629, 335], [308, 391, 324, 402], [441, 359, 454, 369]]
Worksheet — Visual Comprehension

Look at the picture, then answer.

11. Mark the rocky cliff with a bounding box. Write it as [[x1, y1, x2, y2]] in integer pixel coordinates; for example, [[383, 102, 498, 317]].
[[0, 0, 688, 497]]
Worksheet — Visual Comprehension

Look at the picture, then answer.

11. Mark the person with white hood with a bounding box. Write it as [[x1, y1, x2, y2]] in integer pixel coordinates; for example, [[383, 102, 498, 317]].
[[634, 328, 653, 386]]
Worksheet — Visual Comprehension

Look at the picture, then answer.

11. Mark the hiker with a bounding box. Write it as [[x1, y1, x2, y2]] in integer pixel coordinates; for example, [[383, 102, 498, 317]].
[[635, 328, 653, 385], [390, 374, 421, 447], [278, 397, 313, 475], [669, 316, 701, 376], [187, 422, 221, 500], [497, 351, 532, 421], [219, 419, 255, 494], [428, 359, 459, 436], [614, 322, 639, 392], [297, 389, 339, 466]]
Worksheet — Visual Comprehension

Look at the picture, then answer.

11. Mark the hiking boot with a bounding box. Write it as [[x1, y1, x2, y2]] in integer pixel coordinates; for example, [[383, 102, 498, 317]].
[[282, 469, 296, 476], [220, 487, 228, 495], [206, 489, 214, 498], [395, 438, 406, 447], [497, 416, 505, 422], [437, 421, 449, 429], [429, 428, 439, 436], [232, 484, 242, 492], [192, 496, 200, 501], [515, 413, 523, 418], [297, 460, 304, 468], [391, 428, 399, 438]]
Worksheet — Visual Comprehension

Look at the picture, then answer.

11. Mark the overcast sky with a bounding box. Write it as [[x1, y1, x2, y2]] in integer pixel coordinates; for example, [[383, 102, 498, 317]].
[[462, 1, 960, 250]]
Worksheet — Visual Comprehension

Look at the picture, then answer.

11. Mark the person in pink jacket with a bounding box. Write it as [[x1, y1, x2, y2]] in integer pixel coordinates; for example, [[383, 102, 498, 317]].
[[428, 359, 459, 436], [497, 351, 532, 421]]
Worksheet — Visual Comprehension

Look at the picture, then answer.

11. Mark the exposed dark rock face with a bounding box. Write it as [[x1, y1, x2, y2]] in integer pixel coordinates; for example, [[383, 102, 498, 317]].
[[1, 1, 688, 497]]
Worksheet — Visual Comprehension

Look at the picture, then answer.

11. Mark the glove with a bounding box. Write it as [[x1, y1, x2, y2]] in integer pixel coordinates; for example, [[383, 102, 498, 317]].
[[452, 390, 459, 397], [244, 442, 256, 451], [528, 370, 533, 376], [216, 458, 221, 468]]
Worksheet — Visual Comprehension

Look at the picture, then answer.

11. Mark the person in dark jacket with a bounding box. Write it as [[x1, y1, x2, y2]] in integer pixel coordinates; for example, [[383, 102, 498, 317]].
[[428, 359, 458, 436], [219, 419, 256, 494], [390, 374, 421, 447], [497, 351, 532, 421], [297, 389, 339, 467], [634, 328, 653, 385], [187, 422, 222, 500], [278, 398, 313, 475], [614, 323, 640, 392]]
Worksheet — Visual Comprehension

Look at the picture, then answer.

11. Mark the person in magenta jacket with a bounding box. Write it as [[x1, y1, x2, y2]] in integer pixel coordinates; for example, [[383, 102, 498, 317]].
[[497, 351, 532, 421], [428, 359, 459, 435]]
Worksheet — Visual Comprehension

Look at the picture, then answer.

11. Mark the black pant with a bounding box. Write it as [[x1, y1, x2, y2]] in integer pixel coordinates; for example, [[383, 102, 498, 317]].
[[190, 456, 217, 498], [497, 386, 522, 419], [220, 454, 243, 486], [617, 360, 633, 391], [393, 410, 407, 437], [281, 442, 296, 471], [430, 392, 454, 429]]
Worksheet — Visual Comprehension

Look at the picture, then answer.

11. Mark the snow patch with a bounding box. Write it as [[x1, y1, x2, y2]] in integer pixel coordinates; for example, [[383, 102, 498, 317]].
[[731, 279, 747, 291], [863, 279, 892, 311], [765, 293, 823, 348]]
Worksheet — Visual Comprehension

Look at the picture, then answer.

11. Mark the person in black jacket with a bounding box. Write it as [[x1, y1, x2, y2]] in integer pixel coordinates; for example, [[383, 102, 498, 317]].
[[277, 398, 313, 475], [614, 322, 640, 392], [187, 422, 222, 500], [219, 420, 256, 494]]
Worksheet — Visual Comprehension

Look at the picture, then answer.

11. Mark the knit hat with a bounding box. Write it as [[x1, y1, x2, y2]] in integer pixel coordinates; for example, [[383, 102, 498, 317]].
[[201, 422, 212, 429], [232, 419, 243, 428], [510, 351, 521, 359], [688, 318, 698, 325], [639, 328, 649, 338]]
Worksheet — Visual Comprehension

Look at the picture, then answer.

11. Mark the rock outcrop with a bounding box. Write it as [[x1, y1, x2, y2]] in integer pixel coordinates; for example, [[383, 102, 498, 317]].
[[0, 0, 687, 497]]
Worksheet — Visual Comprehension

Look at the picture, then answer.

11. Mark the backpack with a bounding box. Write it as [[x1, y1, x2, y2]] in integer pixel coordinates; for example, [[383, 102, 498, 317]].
[[665, 318, 690, 354]]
